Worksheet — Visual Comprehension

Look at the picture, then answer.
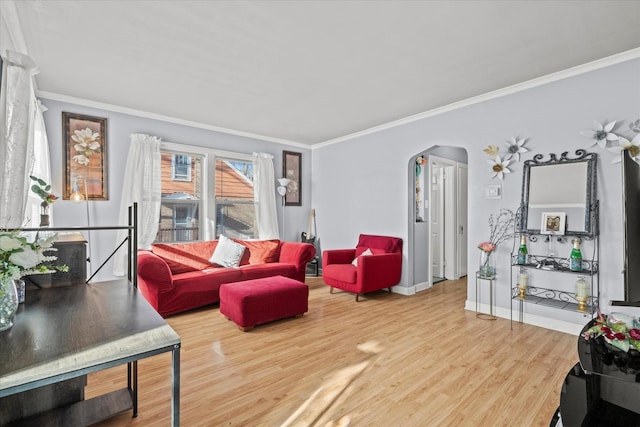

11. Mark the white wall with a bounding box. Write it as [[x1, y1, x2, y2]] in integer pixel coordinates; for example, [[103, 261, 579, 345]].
[[40, 98, 313, 282], [313, 58, 640, 333]]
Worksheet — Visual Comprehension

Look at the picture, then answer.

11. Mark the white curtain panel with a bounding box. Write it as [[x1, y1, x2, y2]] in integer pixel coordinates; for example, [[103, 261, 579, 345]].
[[0, 51, 38, 228], [252, 152, 279, 239], [113, 133, 161, 276], [25, 100, 51, 227]]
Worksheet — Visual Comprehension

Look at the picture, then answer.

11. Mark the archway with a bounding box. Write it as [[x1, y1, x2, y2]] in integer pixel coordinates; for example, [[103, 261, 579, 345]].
[[408, 145, 468, 293]]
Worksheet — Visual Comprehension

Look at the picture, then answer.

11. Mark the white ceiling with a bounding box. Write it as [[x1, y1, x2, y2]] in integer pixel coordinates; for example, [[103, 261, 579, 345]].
[[9, 0, 640, 146]]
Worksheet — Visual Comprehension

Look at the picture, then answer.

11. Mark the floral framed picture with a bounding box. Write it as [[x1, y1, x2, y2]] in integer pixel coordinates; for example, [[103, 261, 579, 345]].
[[541, 212, 566, 235], [62, 112, 108, 200], [282, 150, 301, 206]]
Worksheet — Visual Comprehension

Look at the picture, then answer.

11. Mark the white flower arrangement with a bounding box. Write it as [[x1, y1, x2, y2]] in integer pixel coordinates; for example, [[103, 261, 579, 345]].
[[0, 231, 68, 282]]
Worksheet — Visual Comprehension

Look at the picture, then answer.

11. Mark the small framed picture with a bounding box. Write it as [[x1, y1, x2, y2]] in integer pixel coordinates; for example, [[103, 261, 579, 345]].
[[541, 212, 566, 235], [282, 151, 301, 206]]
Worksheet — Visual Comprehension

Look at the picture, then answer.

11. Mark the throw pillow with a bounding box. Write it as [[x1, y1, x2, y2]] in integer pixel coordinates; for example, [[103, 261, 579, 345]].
[[352, 248, 373, 267], [151, 241, 218, 274], [209, 235, 246, 268]]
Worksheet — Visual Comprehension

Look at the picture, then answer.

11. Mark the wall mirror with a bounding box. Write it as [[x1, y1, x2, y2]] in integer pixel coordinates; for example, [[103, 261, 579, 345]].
[[520, 150, 598, 237]]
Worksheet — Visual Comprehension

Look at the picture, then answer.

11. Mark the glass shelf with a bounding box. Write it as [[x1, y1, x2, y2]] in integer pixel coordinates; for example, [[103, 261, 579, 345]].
[[511, 286, 598, 313], [510, 254, 598, 275]]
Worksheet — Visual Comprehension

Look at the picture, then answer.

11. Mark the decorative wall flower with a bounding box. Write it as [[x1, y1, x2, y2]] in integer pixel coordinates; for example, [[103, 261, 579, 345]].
[[580, 120, 618, 149], [629, 119, 640, 133], [71, 128, 101, 166], [504, 136, 528, 162], [608, 133, 640, 164], [482, 145, 499, 157], [487, 155, 512, 180]]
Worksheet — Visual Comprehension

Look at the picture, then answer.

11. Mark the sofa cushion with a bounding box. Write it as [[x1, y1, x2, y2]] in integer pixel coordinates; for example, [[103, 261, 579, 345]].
[[232, 239, 281, 265], [352, 248, 373, 267], [356, 234, 403, 254], [323, 264, 357, 284], [209, 235, 247, 268], [151, 241, 218, 274]]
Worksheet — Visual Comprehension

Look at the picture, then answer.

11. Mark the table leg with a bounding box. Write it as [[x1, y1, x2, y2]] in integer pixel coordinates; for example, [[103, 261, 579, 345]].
[[172, 344, 181, 427]]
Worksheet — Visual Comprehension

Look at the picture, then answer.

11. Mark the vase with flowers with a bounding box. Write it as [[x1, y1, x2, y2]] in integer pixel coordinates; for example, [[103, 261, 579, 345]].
[[30, 175, 58, 227], [478, 209, 515, 278], [0, 231, 68, 331]]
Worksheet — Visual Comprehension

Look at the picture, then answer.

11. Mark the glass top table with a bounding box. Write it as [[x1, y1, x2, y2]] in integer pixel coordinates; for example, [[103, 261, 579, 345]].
[[0, 279, 180, 426]]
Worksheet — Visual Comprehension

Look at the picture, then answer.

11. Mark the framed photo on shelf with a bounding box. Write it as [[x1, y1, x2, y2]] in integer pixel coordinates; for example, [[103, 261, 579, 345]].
[[282, 150, 302, 206], [62, 112, 108, 201], [541, 212, 566, 235]]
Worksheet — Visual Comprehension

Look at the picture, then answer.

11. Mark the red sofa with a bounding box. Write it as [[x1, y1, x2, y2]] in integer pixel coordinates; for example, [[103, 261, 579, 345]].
[[137, 239, 315, 317], [322, 234, 403, 301]]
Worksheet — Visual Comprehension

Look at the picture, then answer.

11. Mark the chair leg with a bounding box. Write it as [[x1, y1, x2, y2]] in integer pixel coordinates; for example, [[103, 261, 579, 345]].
[[388, 288, 392, 293], [330, 287, 335, 294], [355, 293, 360, 302]]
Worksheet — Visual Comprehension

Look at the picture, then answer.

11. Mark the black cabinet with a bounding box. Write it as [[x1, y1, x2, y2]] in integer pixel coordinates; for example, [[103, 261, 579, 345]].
[[26, 232, 87, 287], [555, 320, 640, 426]]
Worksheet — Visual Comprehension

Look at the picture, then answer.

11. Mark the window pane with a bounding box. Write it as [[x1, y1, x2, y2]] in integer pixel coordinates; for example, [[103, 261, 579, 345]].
[[215, 158, 256, 239], [157, 153, 202, 242], [172, 154, 192, 181]]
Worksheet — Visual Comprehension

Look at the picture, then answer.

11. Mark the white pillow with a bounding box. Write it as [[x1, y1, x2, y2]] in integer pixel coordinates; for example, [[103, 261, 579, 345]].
[[352, 248, 373, 267], [209, 235, 246, 268]]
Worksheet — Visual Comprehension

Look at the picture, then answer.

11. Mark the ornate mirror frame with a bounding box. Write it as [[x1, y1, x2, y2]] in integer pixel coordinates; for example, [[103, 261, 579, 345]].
[[520, 149, 598, 238]]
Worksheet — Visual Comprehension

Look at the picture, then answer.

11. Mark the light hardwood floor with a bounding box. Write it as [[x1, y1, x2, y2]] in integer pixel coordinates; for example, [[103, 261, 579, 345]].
[[88, 277, 577, 427]]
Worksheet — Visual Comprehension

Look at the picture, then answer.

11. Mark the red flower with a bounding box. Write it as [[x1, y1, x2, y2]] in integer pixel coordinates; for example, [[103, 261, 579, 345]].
[[630, 329, 640, 340], [614, 332, 627, 341]]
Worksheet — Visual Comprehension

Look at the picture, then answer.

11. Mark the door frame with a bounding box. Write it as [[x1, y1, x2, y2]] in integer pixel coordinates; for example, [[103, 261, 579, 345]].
[[429, 155, 459, 282]]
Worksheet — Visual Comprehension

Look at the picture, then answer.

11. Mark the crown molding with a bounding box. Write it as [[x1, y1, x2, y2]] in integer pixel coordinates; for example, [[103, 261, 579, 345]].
[[36, 90, 310, 149], [313, 47, 640, 150]]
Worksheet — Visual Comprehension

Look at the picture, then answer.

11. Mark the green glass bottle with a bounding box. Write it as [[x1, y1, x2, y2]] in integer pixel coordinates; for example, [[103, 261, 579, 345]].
[[570, 239, 583, 272], [517, 235, 528, 265]]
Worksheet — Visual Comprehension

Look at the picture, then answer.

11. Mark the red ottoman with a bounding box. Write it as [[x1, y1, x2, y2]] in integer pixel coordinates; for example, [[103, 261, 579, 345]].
[[219, 275, 309, 331]]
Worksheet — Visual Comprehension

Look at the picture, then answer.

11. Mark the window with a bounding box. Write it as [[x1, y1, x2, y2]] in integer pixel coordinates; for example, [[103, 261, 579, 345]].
[[156, 145, 258, 243], [172, 154, 192, 181], [157, 152, 201, 242], [214, 158, 256, 239]]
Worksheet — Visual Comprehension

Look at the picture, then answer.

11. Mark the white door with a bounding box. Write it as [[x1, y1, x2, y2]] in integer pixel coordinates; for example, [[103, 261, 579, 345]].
[[457, 165, 468, 277], [430, 163, 444, 279]]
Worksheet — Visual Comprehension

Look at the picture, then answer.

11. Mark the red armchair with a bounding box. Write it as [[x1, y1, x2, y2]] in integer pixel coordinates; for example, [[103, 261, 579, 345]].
[[322, 234, 403, 301]]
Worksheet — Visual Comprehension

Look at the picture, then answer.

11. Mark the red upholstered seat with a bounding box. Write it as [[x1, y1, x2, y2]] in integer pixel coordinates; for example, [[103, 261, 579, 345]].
[[219, 275, 309, 331], [322, 234, 403, 301]]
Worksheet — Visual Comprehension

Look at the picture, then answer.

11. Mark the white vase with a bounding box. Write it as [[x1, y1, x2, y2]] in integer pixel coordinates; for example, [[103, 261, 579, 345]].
[[0, 277, 19, 331]]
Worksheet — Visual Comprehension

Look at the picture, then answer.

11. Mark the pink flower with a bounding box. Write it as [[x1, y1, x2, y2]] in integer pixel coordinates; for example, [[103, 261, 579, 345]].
[[477, 242, 496, 252], [629, 329, 640, 340]]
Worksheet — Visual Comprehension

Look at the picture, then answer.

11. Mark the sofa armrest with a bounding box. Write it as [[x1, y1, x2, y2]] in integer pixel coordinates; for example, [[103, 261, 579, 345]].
[[322, 249, 356, 266], [279, 242, 316, 266], [357, 252, 402, 291], [137, 250, 174, 292]]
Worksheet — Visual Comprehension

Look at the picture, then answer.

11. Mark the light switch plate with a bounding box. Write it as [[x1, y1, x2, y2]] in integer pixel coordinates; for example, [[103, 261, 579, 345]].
[[485, 185, 502, 199]]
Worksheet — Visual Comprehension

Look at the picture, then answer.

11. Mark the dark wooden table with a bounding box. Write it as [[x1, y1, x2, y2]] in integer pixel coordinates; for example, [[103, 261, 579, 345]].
[[0, 280, 181, 426]]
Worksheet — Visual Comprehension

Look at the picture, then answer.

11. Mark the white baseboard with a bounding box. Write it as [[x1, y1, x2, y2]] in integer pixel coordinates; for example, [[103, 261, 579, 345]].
[[464, 300, 583, 335]]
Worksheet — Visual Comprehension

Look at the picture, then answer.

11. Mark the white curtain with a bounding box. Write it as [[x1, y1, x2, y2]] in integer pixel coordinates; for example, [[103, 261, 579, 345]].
[[252, 152, 279, 239], [0, 51, 38, 228], [25, 100, 51, 227], [113, 133, 162, 276]]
